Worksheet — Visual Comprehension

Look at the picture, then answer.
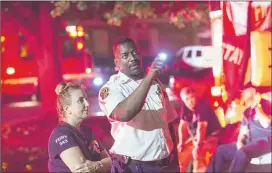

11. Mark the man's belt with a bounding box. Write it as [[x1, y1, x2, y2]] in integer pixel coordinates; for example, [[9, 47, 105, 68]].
[[130, 158, 165, 166], [111, 153, 165, 166]]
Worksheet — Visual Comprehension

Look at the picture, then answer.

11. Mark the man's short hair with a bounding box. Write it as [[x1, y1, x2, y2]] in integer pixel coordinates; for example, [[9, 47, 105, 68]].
[[112, 38, 135, 57]]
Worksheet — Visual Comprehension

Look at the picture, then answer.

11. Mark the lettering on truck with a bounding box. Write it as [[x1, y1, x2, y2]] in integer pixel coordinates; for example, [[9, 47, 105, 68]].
[[222, 43, 244, 66]]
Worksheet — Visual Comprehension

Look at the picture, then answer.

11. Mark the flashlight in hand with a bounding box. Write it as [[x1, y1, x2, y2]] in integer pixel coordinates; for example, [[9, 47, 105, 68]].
[[158, 52, 168, 61]]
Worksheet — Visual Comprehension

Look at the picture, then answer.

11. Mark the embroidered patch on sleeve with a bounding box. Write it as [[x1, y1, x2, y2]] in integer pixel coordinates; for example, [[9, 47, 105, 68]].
[[100, 87, 109, 100], [55, 135, 68, 146]]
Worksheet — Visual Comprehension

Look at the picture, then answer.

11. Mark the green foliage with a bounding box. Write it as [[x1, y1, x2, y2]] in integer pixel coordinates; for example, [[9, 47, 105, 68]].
[[50, 1, 209, 29]]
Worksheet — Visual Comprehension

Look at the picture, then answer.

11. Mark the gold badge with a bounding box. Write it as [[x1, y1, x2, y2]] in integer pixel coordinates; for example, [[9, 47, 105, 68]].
[[100, 87, 109, 99]]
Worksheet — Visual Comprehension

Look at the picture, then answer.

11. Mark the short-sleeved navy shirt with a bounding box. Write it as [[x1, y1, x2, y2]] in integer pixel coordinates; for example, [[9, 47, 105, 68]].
[[179, 100, 221, 137], [48, 122, 105, 173], [242, 99, 271, 143]]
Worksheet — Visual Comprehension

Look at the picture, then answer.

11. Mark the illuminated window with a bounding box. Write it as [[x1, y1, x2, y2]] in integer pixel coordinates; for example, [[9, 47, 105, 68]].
[[1, 36, 5, 53], [19, 32, 32, 60], [20, 45, 28, 58]]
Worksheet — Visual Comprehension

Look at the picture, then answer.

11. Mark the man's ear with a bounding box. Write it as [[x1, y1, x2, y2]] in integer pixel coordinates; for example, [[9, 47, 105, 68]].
[[114, 59, 120, 70]]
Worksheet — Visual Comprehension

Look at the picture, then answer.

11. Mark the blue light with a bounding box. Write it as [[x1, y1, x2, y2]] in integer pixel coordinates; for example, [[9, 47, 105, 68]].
[[93, 77, 103, 86], [158, 52, 168, 61]]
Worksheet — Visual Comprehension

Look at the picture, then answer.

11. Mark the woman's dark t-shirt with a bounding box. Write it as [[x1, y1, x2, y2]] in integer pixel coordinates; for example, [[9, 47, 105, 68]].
[[48, 122, 104, 173]]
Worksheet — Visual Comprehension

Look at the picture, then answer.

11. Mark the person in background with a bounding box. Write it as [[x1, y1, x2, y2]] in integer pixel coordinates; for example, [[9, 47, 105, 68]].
[[98, 38, 178, 173], [48, 82, 112, 172], [206, 87, 271, 172], [177, 86, 221, 172]]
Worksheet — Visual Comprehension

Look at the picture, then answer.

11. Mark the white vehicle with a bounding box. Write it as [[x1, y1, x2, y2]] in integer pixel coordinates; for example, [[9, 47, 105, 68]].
[[176, 45, 222, 70]]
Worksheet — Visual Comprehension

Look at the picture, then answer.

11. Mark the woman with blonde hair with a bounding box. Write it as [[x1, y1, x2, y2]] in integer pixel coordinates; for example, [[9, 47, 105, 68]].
[[48, 82, 112, 172]]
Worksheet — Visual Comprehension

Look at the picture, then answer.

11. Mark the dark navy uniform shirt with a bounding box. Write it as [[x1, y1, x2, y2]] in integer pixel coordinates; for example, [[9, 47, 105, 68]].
[[48, 122, 105, 173], [179, 100, 221, 137]]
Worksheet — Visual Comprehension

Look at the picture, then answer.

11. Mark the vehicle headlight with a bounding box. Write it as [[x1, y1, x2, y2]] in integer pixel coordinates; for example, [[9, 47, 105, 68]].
[[93, 77, 103, 86]]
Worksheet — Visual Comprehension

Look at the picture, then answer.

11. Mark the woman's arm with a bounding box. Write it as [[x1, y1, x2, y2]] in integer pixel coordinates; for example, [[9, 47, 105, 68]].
[[72, 149, 112, 173], [60, 146, 98, 172]]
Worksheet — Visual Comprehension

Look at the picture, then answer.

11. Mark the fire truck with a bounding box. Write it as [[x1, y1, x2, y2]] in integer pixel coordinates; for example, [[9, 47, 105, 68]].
[[1, 26, 39, 101], [208, 2, 271, 125], [1, 24, 106, 103]]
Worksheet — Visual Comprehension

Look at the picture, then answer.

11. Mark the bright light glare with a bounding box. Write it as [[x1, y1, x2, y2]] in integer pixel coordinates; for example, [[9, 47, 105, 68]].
[[93, 77, 103, 86], [211, 86, 221, 96], [9, 101, 40, 108], [165, 87, 171, 93], [69, 31, 77, 37], [95, 111, 105, 116], [77, 42, 84, 50], [158, 52, 168, 61], [1, 36, 5, 42], [169, 77, 175, 84], [77, 31, 84, 37], [6, 67, 15, 75], [66, 25, 76, 33], [85, 68, 92, 74], [77, 26, 84, 32], [214, 101, 219, 107]]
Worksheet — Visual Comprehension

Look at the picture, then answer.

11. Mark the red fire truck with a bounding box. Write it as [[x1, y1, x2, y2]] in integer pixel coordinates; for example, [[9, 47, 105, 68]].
[[1, 24, 105, 102], [1, 25, 39, 100]]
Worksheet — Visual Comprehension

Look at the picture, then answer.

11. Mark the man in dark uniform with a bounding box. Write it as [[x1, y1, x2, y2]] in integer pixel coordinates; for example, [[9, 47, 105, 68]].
[[206, 87, 272, 172]]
